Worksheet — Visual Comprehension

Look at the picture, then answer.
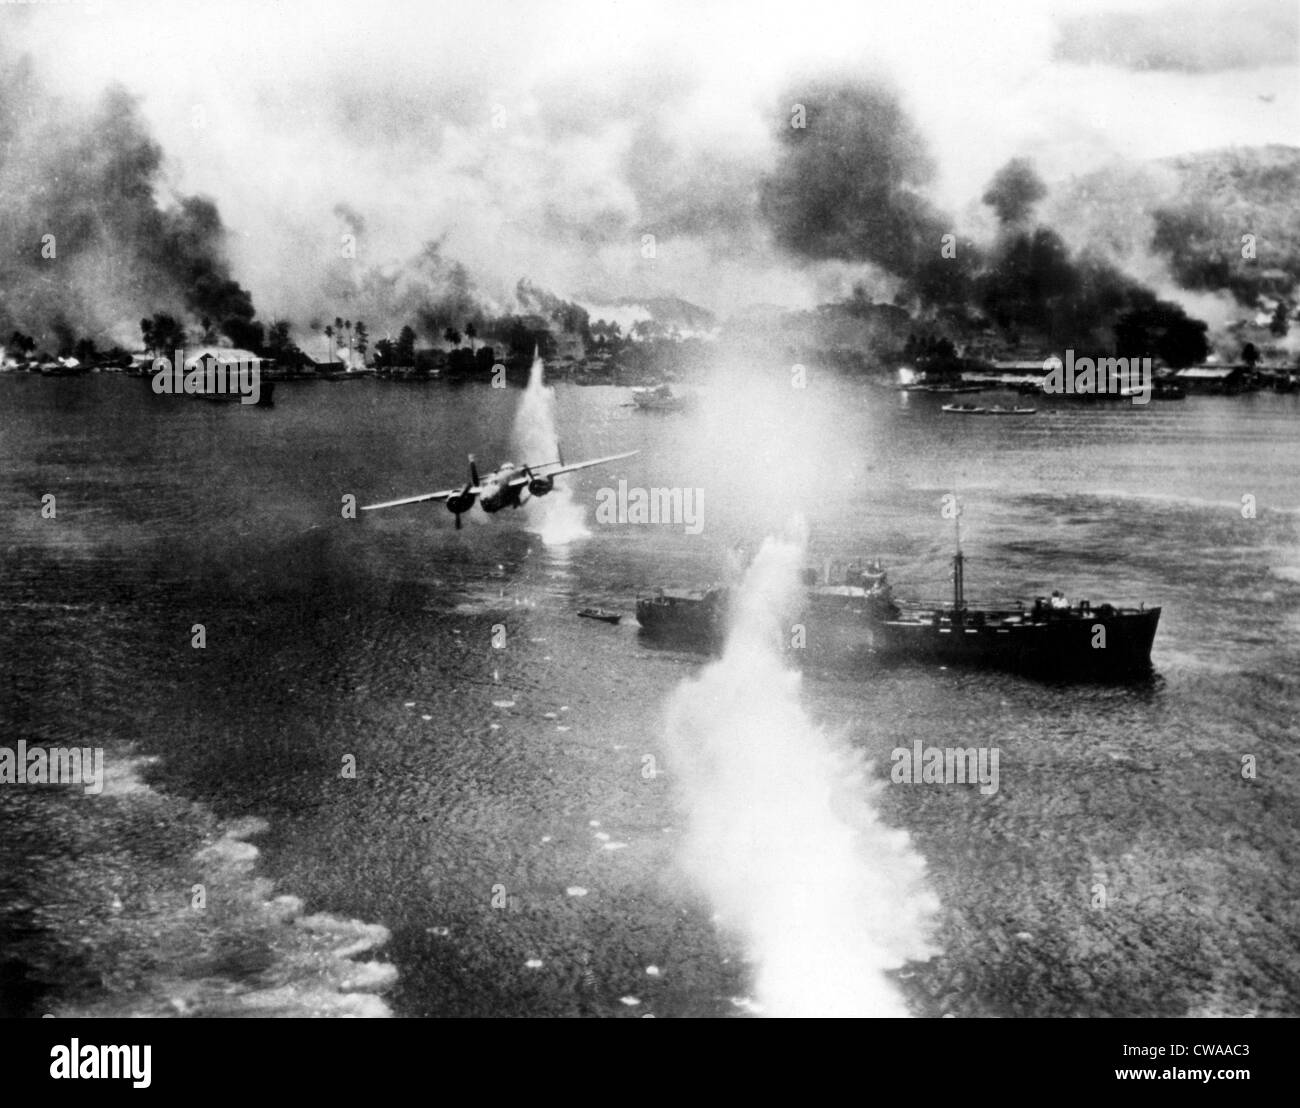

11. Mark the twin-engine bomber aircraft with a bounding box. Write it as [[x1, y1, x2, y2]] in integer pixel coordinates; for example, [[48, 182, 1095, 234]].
[[361, 450, 638, 529]]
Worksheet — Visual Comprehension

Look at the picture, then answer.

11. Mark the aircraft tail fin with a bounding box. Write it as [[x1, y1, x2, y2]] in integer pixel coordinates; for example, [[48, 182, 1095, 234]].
[[468, 454, 480, 486]]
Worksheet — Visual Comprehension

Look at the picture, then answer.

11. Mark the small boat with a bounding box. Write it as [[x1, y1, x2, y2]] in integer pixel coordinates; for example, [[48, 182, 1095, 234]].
[[577, 608, 621, 624], [985, 405, 1036, 415], [941, 403, 987, 414], [922, 383, 984, 394], [631, 384, 692, 411]]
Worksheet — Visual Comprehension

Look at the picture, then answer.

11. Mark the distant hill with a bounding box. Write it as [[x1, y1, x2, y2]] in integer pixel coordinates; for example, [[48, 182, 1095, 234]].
[[1152, 145, 1300, 303], [1049, 145, 1300, 306]]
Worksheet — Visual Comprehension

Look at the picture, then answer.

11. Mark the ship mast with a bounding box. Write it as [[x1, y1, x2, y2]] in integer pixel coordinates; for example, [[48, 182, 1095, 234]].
[[952, 495, 965, 613]]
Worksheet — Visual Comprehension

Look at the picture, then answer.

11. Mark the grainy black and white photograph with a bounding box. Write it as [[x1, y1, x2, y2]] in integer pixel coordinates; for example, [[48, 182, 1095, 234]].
[[1, 0, 1297, 1046]]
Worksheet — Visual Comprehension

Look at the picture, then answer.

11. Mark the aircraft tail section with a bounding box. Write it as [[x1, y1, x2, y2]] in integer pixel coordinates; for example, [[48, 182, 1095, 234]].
[[468, 454, 481, 487]]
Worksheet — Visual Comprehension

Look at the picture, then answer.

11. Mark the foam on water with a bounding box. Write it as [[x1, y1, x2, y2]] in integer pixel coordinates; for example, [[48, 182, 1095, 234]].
[[664, 528, 939, 1016], [3, 750, 396, 1018]]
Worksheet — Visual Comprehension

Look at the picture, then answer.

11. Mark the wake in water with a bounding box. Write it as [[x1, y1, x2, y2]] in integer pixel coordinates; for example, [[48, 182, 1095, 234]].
[[511, 352, 589, 545], [664, 528, 938, 1016]]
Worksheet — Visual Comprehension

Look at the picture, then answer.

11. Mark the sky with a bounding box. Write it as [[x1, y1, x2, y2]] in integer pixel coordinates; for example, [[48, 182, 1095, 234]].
[[5, 0, 1298, 322]]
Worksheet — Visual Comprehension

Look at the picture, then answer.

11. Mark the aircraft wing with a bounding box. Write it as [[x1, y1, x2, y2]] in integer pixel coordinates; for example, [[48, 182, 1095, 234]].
[[360, 486, 475, 511], [507, 451, 638, 486]]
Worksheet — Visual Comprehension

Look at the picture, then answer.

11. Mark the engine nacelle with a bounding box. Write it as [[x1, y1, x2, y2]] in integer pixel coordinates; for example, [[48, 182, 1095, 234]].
[[528, 475, 554, 497], [447, 491, 476, 515]]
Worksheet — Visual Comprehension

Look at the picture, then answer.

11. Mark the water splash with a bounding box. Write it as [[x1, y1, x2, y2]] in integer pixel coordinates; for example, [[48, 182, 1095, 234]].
[[511, 352, 590, 545], [664, 527, 938, 1016]]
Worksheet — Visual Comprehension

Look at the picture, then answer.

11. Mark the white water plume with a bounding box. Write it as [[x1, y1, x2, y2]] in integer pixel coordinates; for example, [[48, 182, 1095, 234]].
[[511, 352, 590, 545], [664, 528, 938, 1016]]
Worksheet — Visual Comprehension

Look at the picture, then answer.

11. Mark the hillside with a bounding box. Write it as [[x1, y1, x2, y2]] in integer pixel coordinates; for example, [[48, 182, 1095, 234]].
[[1049, 145, 1300, 307]]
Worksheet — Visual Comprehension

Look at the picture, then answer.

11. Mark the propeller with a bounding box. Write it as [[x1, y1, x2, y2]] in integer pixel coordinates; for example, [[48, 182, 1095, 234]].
[[446, 483, 476, 526], [522, 465, 554, 499]]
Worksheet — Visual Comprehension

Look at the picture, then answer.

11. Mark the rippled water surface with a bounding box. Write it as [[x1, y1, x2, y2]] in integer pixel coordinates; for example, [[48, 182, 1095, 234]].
[[2, 372, 1298, 1016]]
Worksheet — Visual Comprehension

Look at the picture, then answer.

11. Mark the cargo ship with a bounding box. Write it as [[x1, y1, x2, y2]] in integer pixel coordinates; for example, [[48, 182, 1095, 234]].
[[636, 541, 1160, 678], [874, 545, 1160, 677], [636, 561, 898, 657]]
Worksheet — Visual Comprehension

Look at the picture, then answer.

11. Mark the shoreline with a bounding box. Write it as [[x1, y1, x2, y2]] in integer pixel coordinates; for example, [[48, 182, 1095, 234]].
[[0, 748, 396, 1018]]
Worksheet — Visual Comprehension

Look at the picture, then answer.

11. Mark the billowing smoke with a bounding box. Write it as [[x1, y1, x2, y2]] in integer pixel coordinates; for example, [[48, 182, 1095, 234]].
[[306, 238, 599, 362], [1045, 151, 1296, 320], [1148, 150, 1300, 307], [982, 158, 1048, 228], [0, 20, 1260, 368], [0, 51, 258, 353], [759, 80, 946, 285], [515, 279, 590, 337], [664, 530, 937, 1016], [317, 240, 487, 347], [755, 75, 1211, 362], [977, 161, 1210, 362]]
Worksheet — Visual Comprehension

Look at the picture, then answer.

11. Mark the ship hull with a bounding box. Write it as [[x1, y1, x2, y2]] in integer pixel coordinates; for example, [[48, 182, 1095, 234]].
[[636, 585, 892, 659], [638, 594, 1160, 678], [874, 607, 1160, 676], [635, 595, 726, 646]]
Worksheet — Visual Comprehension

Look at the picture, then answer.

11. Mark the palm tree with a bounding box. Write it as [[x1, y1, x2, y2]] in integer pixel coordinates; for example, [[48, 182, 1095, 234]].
[[465, 322, 477, 353], [444, 327, 461, 348], [324, 324, 335, 365], [344, 320, 353, 368]]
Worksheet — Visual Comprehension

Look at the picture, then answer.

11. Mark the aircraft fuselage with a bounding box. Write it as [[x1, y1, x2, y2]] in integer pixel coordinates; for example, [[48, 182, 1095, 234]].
[[479, 464, 525, 513]]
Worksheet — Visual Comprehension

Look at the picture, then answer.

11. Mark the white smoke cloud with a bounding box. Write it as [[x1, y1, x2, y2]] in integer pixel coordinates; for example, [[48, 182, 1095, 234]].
[[5, 0, 1297, 324], [664, 530, 938, 1016], [511, 353, 590, 545]]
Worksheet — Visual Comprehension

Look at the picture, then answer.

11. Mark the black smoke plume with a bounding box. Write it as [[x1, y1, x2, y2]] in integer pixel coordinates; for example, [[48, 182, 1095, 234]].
[[759, 80, 947, 283], [759, 77, 1208, 363], [982, 158, 1048, 228], [977, 162, 1209, 361], [0, 52, 258, 352]]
